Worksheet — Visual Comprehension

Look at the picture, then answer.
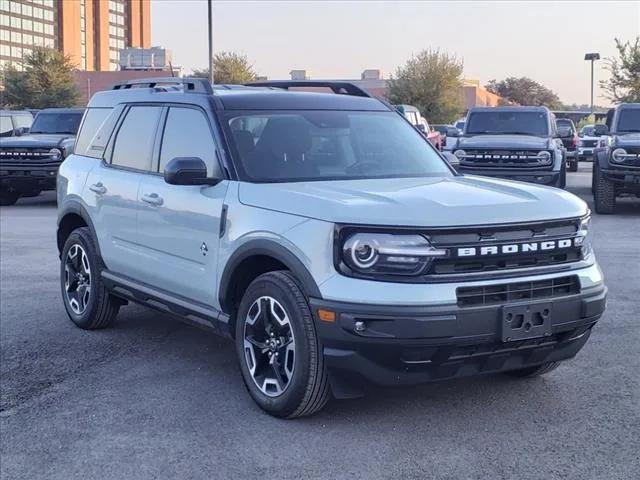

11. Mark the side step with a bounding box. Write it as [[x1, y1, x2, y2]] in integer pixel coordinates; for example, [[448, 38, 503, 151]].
[[101, 271, 231, 338]]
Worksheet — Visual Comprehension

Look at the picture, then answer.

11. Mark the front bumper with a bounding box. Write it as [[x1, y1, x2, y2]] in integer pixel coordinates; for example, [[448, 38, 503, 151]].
[[310, 283, 606, 397], [601, 166, 640, 191], [457, 167, 560, 185], [0, 167, 58, 193]]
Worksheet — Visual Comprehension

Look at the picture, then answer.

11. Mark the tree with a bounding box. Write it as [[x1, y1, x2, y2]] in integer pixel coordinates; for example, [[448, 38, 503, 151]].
[[387, 49, 464, 123], [191, 51, 257, 84], [600, 37, 640, 104], [485, 77, 562, 109], [1, 47, 79, 109]]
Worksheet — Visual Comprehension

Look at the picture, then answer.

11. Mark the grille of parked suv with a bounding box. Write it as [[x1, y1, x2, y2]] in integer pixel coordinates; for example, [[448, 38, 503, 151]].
[[0, 148, 61, 168], [456, 275, 580, 307], [458, 150, 553, 169], [426, 218, 584, 276]]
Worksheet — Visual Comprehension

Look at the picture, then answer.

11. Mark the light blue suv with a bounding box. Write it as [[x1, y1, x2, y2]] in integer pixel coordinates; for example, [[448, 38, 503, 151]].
[[57, 79, 607, 418]]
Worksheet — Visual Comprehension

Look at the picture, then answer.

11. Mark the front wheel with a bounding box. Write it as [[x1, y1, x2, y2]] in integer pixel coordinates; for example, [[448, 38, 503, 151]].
[[0, 190, 19, 206], [235, 271, 331, 418], [568, 159, 578, 172], [593, 167, 616, 214]]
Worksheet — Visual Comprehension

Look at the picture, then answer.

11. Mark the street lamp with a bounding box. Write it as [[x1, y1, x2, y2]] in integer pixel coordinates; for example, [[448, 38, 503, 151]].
[[208, 0, 214, 84], [584, 52, 600, 113]]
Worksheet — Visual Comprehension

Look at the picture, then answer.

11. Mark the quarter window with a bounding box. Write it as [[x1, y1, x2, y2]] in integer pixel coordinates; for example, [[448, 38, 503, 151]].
[[159, 107, 219, 176], [75, 108, 113, 157], [111, 106, 162, 171]]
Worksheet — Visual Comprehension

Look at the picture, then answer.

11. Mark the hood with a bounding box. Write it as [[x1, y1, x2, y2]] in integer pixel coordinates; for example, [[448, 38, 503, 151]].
[[457, 134, 550, 150], [613, 132, 640, 148], [0, 133, 74, 149], [238, 176, 588, 227]]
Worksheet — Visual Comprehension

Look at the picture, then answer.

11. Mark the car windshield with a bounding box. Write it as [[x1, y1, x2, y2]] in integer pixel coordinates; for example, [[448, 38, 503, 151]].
[[466, 111, 548, 136], [455, 121, 465, 130], [556, 119, 573, 129], [225, 111, 452, 182], [30, 113, 83, 134], [616, 109, 640, 133], [581, 125, 595, 136], [433, 125, 448, 134]]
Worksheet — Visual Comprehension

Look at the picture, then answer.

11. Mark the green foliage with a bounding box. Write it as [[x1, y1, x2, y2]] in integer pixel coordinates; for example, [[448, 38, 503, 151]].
[[485, 77, 562, 109], [1, 47, 79, 109], [600, 36, 640, 104], [191, 51, 257, 84], [387, 49, 464, 123]]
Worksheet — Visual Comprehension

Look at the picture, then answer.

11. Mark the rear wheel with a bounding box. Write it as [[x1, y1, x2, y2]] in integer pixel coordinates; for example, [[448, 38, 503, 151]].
[[593, 166, 616, 214], [507, 361, 561, 378], [60, 227, 120, 329], [0, 190, 19, 206], [235, 271, 330, 418], [568, 159, 578, 172]]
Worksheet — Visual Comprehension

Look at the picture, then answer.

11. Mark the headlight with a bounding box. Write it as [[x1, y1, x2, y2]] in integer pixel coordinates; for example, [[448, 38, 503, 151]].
[[453, 149, 466, 159], [341, 233, 448, 277], [49, 148, 62, 161], [611, 148, 627, 163], [536, 150, 552, 164], [574, 215, 592, 258]]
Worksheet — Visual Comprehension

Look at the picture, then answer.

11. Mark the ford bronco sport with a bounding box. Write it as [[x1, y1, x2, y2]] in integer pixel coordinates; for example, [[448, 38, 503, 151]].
[[453, 106, 567, 188], [57, 78, 607, 418], [1, 108, 84, 205], [592, 103, 640, 213]]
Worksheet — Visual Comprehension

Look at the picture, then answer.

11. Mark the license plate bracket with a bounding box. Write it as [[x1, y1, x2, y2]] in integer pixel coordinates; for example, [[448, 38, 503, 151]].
[[502, 302, 552, 342]]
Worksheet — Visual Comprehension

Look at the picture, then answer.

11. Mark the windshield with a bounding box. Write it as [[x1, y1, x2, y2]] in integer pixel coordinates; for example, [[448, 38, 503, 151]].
[[455, 121, 465, 130], [226, 111, 452, 182], [616, 109, 640, 133], [466, 111, 549, 136], [556, 119, 573, 129], [433, 125, 448, 134], [581, 125, 595, 136], [30, 113, 83, 134]]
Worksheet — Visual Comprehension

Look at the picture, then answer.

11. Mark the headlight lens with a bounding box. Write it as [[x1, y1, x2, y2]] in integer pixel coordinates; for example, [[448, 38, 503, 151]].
[[453, 149, 466, 159], [611, 148, 627, 163], [342, 233, 448, 277], [49, 148, 62, 161], [537, 150, 552, 164], [574, 215, 592, 258]]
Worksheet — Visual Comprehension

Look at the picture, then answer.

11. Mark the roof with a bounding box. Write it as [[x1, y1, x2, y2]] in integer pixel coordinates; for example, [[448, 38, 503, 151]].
[[616, 103, 640, 109], [0, 110, 33, 115], [468, 106, 550, 112], [37, 108, 86, 114]]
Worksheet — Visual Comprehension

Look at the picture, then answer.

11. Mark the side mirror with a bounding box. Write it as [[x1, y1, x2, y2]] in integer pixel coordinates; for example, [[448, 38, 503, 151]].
[[593, 124, 609, 136], [441, 151, 460, 172], [14, 127, 29, 136], [446, 127, 460, 137], [416, 124, 427, 133], [164, 157, 219, 186]]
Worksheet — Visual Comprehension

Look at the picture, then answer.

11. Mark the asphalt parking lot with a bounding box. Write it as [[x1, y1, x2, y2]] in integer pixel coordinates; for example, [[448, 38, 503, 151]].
[[1, 164, 639, 480]]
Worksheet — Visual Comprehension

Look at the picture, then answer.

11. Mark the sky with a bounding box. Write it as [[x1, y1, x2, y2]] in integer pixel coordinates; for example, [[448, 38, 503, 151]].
[[152, 0, 640, 106]]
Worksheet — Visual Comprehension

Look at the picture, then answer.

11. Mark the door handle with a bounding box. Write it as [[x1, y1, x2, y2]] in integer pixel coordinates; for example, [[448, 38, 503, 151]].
[[141, 193, 163, 206], [89, 183, 106, 195]]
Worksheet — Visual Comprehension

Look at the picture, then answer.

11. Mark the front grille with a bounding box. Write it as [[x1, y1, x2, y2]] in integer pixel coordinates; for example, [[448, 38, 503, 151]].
[[456, 275, 580, 307], [581, 140, 597, 148], [459, 150, 552, 169], [426, 218, 584, 276], [0, 148, 60, 168]]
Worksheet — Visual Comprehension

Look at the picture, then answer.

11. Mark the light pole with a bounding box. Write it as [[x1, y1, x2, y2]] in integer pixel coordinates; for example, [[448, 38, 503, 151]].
[[584, 52, 600, 113], [208, 0, 214, 84]]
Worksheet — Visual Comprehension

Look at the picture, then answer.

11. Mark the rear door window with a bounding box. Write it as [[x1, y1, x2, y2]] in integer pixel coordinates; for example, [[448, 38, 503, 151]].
[[111, 106, 162, 171]]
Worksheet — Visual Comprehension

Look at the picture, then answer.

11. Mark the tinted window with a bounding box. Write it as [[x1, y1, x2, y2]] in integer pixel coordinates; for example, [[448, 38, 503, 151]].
[[581, 125, 595, 136], [466, 111, 549, 136], [455, 121, 465, 130], [111, 106, 162, 171], [159, 107, 219, 176], [0, 116, 13, 136], [616, 109, 640, 133], [74, 108, 112, 157], [30, 112, 83, 134], [433, 125, 448, 134], [226, 111, 451, 182]]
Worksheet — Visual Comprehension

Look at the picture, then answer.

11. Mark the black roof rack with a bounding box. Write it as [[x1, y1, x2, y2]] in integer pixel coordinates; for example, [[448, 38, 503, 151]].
[[111, 77, 213, 94], [244, 80, 373, 98]]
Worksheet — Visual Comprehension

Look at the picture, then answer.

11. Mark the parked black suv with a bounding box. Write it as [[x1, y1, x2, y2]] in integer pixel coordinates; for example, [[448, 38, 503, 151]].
[[453, 106, 566, 188], [0, 108, 84, 205], [592, 103, 640, 213]]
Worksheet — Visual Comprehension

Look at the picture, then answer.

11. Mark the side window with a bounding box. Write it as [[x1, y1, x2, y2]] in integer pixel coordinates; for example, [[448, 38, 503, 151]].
[[74, 108, 112, 157], [111, 106, 162, 171], [159, 107, 219, 176]]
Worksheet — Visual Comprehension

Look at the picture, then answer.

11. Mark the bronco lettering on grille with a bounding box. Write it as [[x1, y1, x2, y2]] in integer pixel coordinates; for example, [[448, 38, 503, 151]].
[[456, 238, 576, 257]]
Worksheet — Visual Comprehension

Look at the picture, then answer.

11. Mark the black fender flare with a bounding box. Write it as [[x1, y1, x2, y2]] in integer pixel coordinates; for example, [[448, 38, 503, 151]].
[[57, 200, 101, 258], [218, 239, 322, 313], [593, 148, 609, 169]]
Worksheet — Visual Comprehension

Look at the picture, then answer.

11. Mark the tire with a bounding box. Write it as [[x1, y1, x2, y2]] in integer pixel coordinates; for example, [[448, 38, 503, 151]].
[[60, 227, 120, 329], [568, 159, 578, 172], [0, 190, 19, 206], [555, 163, 567, 189], [593, 166, 616, 214], [235, 271, 331, 418], [506, 361, 561, 378]]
